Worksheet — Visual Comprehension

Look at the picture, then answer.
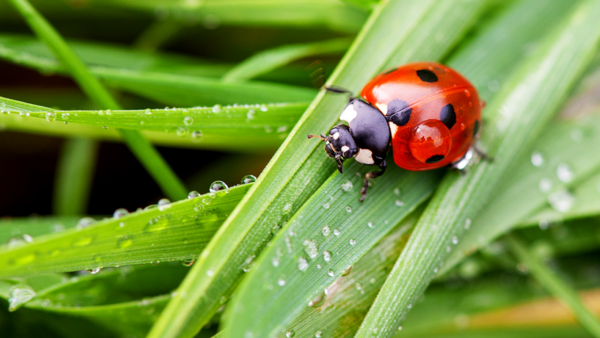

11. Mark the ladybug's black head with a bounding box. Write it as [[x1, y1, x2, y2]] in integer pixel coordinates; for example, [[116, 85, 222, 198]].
[[308, 124, 357, 173]]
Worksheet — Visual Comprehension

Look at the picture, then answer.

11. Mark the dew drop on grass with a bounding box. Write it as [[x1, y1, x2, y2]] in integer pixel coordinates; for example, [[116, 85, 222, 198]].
[[531, 151, 544, 167], [116, 235, 133, 249], [368, 221, 374, 228], [241, 175, 257, 184], [315, 330, 323, 337], [6, 234, 33, 249], [395, 200, 404, 207], [212, 104, 222, 113], [260, 104, 268, 112], [322, 225, 331, 236], [113, 208, 129, 219], [183, 116, 194, 126], [157, 198, 171, 211], [538, 219, 550, 230], [341, 265, 352, 276], [61, 113, 69, 120], [327, 270, 335, 277], [349, 239, 357, 246], [145, 109, 152, 115], [176, 126, 188, 137], [277, 278, 286, 286], [192, 130, 203, 141], [45, 112, 56, 122], [341, 181, 353, 191], [333, 229, 341, 236], [246, 109, 255, 120], [272, 258, 280, 267], [188, 191, 201, 199], [323, 251, 331, 262], [394, 188, 401, 196], [283, 203, 293, 213], [303, 239, 319, 259], [548, 190, 574, 212], [345, 206, 352, 213], [539, 178, 552, 193], [8, 285, 36, 311], [322, 202, 330, 209], [298, 257, 309, 271], [464, 219, 471, 230], [556, 163, 574, 183], [88, 268, 101, 274], [452, 236, 459, 245], [308, 290, 326, 307], [76, 217, 96, 229], [209, 181, 229, 193]]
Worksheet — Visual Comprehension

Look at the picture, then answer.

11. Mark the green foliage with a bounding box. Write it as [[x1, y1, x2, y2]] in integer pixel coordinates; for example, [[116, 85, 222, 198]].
[[2, 0, 600, 337]]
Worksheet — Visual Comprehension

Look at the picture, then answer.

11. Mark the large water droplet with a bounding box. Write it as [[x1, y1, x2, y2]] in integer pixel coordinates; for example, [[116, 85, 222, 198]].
[[76, 217, 96, 229], [212, 104, 222, 113], [277, 278, 286, 286], [323, 251, 331, 262], [298, 257, 309, 271], [8, 285, 36, 311], [45, 112, 56, 122], [345, 206, 352, 213], [61, 113, 69, 120], [183, 116, 193, 126], [158, 198, 171, 211], [556, 163, 574, 183], [188, 191, 201, 199], [531, 151, 544, 167], [308, 290, 326, 307], [113, 208, 129, 219], [241, 175, 256, 184], [333, 229, 341, 236], [191, 130, 203, 141], [210, 181, 229, 193]]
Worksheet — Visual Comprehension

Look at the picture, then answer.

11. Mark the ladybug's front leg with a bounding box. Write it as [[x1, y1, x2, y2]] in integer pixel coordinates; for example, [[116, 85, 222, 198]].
[[360, 160, 386, 202]]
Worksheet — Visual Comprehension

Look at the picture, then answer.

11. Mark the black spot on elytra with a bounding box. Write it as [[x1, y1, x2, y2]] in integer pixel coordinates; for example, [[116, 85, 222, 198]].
[[426, 155, 444, 163], [473, 120, 480, 137], [440, 104, 456, 129], [417, 69, 438, 82], [383, 67, 398, 75], [386, 99, 412, 126]]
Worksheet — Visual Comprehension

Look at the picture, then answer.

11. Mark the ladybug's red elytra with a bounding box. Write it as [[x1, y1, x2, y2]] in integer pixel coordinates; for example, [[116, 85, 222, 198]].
[[308, 61, 483, 201]]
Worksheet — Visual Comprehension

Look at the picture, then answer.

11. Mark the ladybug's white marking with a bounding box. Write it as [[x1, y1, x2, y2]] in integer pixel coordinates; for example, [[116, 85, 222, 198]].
[[376, 103, 388, 116], [452, 148, 473, 170], [340, 104, 358, 123], [388, 122, 398, 137], [355, 148, 374, 165], [341, 146, 350, 153], [332, 132, 340, 140]]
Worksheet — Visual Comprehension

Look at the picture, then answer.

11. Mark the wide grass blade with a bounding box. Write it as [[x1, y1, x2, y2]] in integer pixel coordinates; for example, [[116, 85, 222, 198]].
[[222, 38, 352, 82], [1, 96, 306, 151], [148, 1, 491, 337], [355, 1, 600, 336], [0, 217, 80, 244], [507, 234, 600, 337], [0, 185, 250, 278]]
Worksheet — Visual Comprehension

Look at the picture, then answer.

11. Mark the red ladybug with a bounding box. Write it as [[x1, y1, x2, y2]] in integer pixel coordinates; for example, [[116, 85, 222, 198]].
[[309, 62, 483, 201]]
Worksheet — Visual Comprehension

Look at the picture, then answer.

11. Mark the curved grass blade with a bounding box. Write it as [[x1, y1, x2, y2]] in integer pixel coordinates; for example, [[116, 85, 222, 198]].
[[0, 96, 306, 151], [444, 111, 600, 271], [507, 234, 600, 337], [53, 138, 98, 215], [222, 38, 352, 82], [0, 184, 250, 278], [355, 2, 600, 336], [93, 0, 368, 33], [148, 1, 491, 337], [0, 216, 80, 244], [9, 0, 188, 201]]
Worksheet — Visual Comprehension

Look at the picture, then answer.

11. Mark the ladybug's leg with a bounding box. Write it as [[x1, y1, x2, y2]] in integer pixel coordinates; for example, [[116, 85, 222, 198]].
[[473, 144, 493, 162], [360, 160, 386, 202], [324, 85, 356, 102]]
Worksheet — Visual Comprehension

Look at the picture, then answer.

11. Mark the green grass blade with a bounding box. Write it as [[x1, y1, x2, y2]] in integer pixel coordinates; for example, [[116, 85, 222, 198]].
[[222, 38, 352, 82], [355, 2, 600, 336], [147, 1, 490, 337], [133, 20, 186, 52], [53, 138, 98, 216], [507, 234, 600, 337], [0, 184, 249, 278], [9, 0, 188, 201], [445, 111, 600, 271], [0, 96, 304, 151], [0, 217, 80, 244]]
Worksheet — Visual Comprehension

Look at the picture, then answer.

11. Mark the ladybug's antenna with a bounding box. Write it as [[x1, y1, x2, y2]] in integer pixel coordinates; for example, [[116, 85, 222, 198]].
[[307, 134, 328, 141]]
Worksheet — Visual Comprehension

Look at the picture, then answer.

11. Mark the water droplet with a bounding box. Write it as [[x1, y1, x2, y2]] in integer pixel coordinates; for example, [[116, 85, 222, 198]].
[[315, 330, 323, 337], [183, 116, 193, 126], [327, 270, 335, 277], [321, 225, 331, 236], [277, 126, 287, 133], [76, 217, 95, 229], [283, 203, 293, 213], [333, 229, 341, 236], [407, 303, 413, 309], [341, 180, 353, 191], [277, 278, 286, 286], [145, 109, 152, 115], [308, 291, 326, 307], [371, 327, 379, 336], [341, 266, 352, 276], [395, 200, 404, 207], [538, 220, 550, 230], [452, 236, 459, 245], [260, 104, 268, 112], [207, 269, 214, 276], [303, 239, 319, 259], [209, 180, 229, 193], [242, 255, 255, 272], [548, 189, 574, 212], [349, 239, 357, 246], [8, 285, 36, 311], [487, 80, 499, 92], [323, 251, 331, 262], [116, 235, 133, 249], [368, 221, 374, 228], [298, 257, 309, 271], [394, 188, 401, 196], [113, 208, 129, 219], [157, 198, 171, 211], [188, 191, 201, 199], [464, 219, 471, 230], [556, 163, 574, 183], [531, 151, 544, 167], [191, 130, 203, 141], [88, 268, 101, 274], [272, 257, 280, 267], [322, 202, 330, 209], [61, 113, 69, 120], [212, 104, 222, 113], [539, 178, 552, 193], [182, 258, 195, 267], [176, 126, 188, 137], [6, 234, 33, 249], [246, 109, 255, 120], [45, 112, 56, 122], [241, 175, 257, 184]]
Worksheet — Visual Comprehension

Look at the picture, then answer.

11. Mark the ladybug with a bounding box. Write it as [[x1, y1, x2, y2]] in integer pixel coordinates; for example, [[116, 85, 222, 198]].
[[308, 62, 483, 201]]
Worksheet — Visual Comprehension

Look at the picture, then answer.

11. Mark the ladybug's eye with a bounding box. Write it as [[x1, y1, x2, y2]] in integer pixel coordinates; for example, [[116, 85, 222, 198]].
[[408, 120, 452, 164]]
